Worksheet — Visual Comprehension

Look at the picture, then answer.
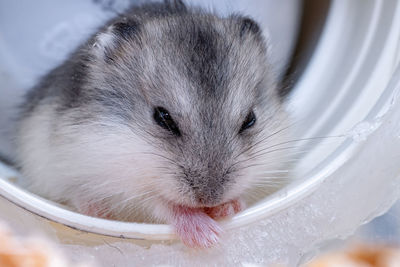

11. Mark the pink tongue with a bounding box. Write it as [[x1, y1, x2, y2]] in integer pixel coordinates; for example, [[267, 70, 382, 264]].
[[171, 205, 221, 248]]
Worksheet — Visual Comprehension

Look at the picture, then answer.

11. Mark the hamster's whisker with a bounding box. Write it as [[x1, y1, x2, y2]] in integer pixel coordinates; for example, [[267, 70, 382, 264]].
[[253, 176, 291, 184], [255, 173, 291, 179], [118, 191, 159, 206], [124, 125, 168, 150], [141, 152, 182, 168], [246, 148, 309, 164], [251, 177, 286, 183], [251, 182, 287, 188], [234, 122, 296, 159], [119, 193, 157, 206], [230, 148, 307, 170], [242, 187, 279, 202], [254, 169, 289, 174], [252, 177, 289, 185], [245, 134, 344, 165], [248, 135, 344, 158], [252, 172, 291, 180], [251, 150, 309, 162], [80, 176, 161, 194]]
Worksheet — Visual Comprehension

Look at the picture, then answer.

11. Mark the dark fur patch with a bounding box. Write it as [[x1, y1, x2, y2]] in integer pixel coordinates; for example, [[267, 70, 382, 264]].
[[102, 20, 141, 64], [184, 23, 230, 98], [191, 28, 217, 86], [64, 54, 92, 108], [164, 0, 187, 13], [103, 47, 116, 64], [112, 20, 140, 41], [240, 17, 260, 37]]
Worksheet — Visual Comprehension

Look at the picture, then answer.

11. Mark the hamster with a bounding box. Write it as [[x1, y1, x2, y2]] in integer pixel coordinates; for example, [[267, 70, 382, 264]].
[[16, 0, 290, 248]]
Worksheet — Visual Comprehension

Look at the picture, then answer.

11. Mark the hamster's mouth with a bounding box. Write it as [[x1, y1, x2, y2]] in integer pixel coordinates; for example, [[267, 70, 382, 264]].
[[174, 198, 245, 220], [167, 198, 245, 220], [157, 191, 245, 218], [162, 198, 223, 209], [160, 192, 238, 209]]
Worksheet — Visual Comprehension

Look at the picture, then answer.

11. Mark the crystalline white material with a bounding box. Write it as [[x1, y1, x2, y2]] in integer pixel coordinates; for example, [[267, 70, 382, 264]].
[[347, 120, 382, 142]]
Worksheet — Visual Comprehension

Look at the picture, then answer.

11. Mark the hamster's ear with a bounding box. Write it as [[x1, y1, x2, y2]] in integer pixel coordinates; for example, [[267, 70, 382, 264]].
[[164, 0, 187, 13], [234, 16, 261, 38], [111, 19, 140, 41], [92, 19, 141, 62]]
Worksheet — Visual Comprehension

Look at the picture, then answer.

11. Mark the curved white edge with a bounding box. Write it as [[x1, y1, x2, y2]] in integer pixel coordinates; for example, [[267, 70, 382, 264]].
[[0, 178, 175, 240]]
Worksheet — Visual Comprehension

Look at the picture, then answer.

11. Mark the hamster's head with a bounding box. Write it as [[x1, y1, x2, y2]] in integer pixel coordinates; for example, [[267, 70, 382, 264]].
[[65, 11, 290, 215]]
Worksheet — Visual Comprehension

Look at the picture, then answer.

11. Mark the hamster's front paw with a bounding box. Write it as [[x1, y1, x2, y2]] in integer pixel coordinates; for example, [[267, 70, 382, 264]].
[[172, 206, 222, 248], [204, 198, 245, 220]]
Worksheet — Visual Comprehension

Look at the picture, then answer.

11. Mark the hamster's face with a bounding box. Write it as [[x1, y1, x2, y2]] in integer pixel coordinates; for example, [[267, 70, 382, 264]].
[[77, 14, 290, 211]]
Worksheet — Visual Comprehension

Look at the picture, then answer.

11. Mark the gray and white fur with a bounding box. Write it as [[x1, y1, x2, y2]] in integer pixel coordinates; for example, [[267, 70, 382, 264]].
[[16, 0, 290, 223]]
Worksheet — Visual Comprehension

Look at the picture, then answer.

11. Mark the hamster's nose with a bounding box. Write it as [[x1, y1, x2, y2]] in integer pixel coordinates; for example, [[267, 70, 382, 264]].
[[183, 168, 228, 206], [196, 195, 220, 207], [193, 186, 223, 206]]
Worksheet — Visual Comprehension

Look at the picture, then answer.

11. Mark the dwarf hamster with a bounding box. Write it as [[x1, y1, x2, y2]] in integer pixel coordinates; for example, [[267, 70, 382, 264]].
[[16, 0, 290, 248]]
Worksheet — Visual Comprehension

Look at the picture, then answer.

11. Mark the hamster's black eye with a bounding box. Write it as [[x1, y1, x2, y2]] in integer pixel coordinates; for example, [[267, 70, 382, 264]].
[[153, 107, 181, 136], [239, 110, 256, 134]]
